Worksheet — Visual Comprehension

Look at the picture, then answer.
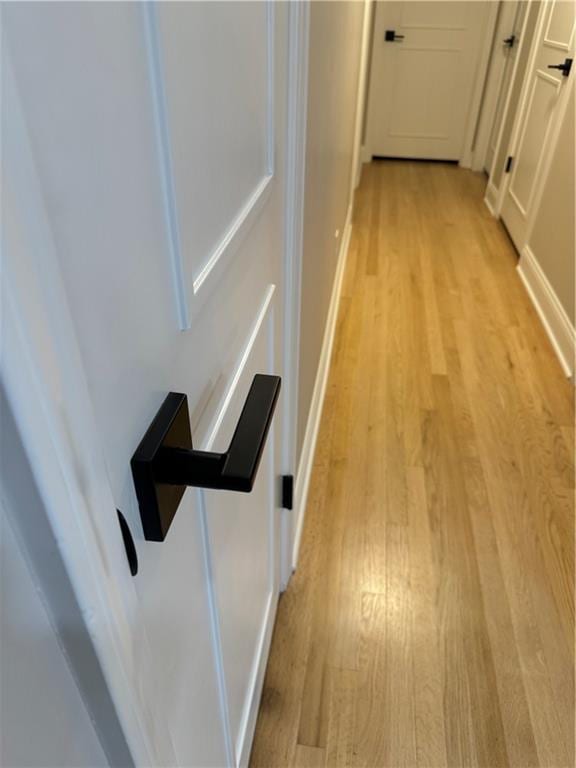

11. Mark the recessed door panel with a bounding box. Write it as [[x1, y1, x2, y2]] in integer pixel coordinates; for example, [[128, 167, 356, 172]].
[[389, 49, 460, 139], [201, 289, 278, 762], [156, 2, 273, 319], [400, 1, 467, 30], [509, 72, 560, 214], [545, 0, 575, 47]]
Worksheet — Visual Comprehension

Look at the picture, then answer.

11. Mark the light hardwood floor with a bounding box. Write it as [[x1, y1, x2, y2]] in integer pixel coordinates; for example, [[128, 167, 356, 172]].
[[250, 161, 575, 768]]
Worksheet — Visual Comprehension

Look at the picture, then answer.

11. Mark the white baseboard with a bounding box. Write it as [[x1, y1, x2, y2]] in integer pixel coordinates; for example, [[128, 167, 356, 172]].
[[517, 246, 575, 379], [291, 205, 353, 570], [484, 181, 499, 217]]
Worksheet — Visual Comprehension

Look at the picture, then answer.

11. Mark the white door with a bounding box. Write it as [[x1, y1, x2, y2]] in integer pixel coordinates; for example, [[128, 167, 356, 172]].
[[2, 3, 289, 766], [366, 1, 489, 160], [500, 0, 575, 252], [484, 1, 528, 174]]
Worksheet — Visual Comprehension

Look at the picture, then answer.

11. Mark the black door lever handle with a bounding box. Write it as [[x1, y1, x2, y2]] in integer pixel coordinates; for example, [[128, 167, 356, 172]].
[[131, 374, 281, 541], [503, 35, 516, 47], [385, 29, 405, 42], [548, 58, 573, 77]]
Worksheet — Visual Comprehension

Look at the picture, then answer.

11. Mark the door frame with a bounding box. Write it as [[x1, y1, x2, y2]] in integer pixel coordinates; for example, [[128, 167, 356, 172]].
[[280, 0, 310, 589], [2, 2, 310, 763]]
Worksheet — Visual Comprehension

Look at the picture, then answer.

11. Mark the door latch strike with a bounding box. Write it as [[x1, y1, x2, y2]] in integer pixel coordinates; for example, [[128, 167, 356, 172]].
[[282, 475, 294, 510]]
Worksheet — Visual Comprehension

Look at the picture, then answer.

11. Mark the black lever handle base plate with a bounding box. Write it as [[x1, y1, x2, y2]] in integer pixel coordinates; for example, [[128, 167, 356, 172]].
[[385, 29, 404, 41], [131, 392, 192, 541], [131, 375, 281, 542]]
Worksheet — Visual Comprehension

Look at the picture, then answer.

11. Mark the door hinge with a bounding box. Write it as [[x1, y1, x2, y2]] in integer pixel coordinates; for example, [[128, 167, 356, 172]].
[[281, 475, 294, 510], [505, 156, 514, 173]]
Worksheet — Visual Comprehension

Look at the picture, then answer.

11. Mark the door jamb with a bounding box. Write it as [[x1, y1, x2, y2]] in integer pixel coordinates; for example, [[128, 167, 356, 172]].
[[280, 0, 310, 590], [351, 0, 375, 193]]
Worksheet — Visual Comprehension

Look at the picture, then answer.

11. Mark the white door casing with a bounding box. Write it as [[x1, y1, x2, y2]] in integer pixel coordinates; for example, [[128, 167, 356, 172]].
[[366, 1, 492, 161], [2, 3, 293, 766], [500, 0, 575, 252]]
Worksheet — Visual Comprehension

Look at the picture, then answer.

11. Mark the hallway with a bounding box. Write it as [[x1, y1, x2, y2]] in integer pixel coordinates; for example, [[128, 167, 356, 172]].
[[250, 162, 574, 767]]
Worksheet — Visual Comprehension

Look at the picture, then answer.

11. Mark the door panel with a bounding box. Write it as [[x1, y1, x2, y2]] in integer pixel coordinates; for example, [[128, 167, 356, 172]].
[[509, 71, 561, 213], [201, 288, 278, 761], [3, 2, 287, 766], [155, 2, 274, 320], [400, 1, 467, 30], [366, 1, 488, 159], [501, 0, 575, 250], [545, 0, 575, 45], [388, 48, 462, 139], [136, 492, 229, 767]]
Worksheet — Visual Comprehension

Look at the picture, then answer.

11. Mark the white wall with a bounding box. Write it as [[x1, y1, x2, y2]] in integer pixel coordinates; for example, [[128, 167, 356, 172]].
[[525, 82, 575, 327], [296, 0, 366, 462]]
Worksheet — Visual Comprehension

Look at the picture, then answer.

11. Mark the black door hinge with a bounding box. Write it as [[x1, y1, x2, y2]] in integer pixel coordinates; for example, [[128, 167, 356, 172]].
[[281, 475, 294, 510], [505, 156, 514, 173]]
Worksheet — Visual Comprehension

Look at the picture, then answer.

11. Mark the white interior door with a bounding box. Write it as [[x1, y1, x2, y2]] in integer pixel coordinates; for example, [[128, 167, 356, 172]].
[[366, 0, 489, 160], [500, 0, 575, 252], [2, 3, 288, 766], [484, 1, 528, 174], [478, 0, 528, 175]]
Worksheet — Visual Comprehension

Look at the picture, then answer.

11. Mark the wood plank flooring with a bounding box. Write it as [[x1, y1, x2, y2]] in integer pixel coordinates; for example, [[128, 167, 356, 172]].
[[250, 161, 575, 768]]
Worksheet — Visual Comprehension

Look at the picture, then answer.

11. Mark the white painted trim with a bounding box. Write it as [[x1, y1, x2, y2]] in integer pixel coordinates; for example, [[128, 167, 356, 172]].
[[291, 206, 353, 570], [200, 285, 276, 452], [142, 2, 188, 329], [484, 180, 499, 217], [280, 0, 310, 589], [351, 0, 375, 194], [192, 176, 273, 297], [517, 246, 575, 378]]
